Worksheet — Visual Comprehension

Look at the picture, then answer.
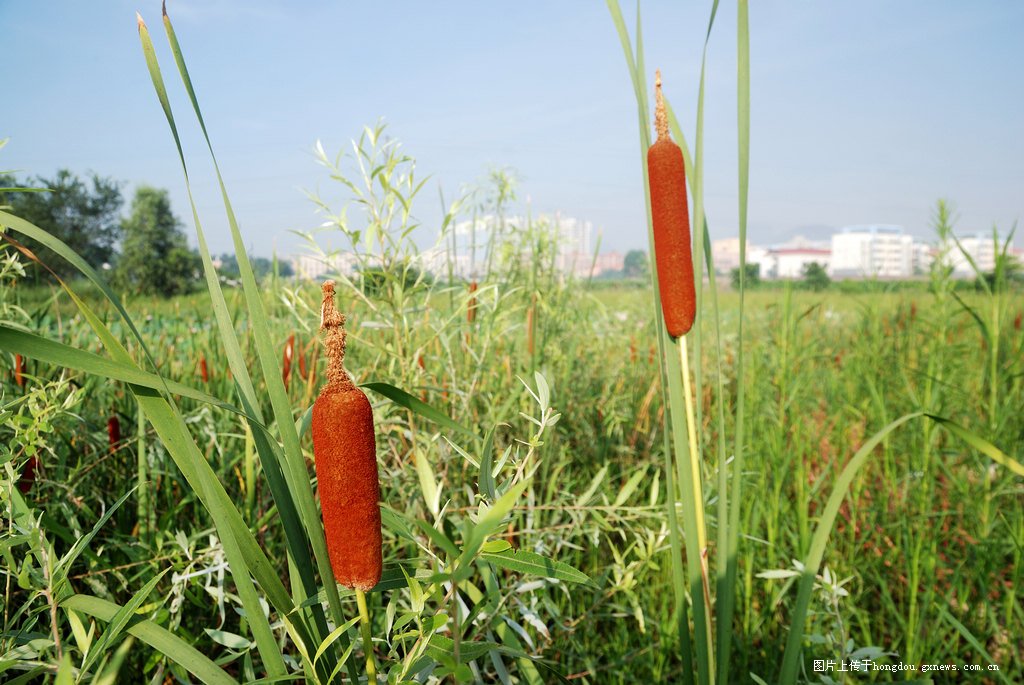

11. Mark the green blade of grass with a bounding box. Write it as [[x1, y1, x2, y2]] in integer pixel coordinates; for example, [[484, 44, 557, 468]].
[[362, 381, 474, 436], [718, 2, 750, 683], [138, 9, 346, 679], [5, 195, 296, 676], [155, 13, 351, 668], [63, 594, 239, 685], [78, 570, 168, 677], [0, 324, 253, 420]]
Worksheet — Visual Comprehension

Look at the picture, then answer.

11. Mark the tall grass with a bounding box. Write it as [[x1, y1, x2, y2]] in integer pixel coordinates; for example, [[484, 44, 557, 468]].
[[0, 4, 1022, 684]]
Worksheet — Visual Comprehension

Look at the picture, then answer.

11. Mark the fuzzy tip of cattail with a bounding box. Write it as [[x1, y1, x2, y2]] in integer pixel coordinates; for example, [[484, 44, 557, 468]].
[[312, 279, 381, 591], [320, 280, 354, 391], [654, 69, 669, 141]]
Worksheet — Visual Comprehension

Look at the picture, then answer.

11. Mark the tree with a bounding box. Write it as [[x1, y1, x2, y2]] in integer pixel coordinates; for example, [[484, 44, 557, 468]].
[[623, 249, 649, 278], [117, 187, 201, 297], [217, 253, 294, 281], [0, 170, 122, 281], [730, 263, 760, 290], [802, 261, 830, 292]]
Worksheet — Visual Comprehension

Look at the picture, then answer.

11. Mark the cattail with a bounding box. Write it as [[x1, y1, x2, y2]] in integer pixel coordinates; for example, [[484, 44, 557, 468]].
[[199, 355, 209, 384], [108, 416, 121, 453], [14, 353, 24, 388], [647, 70, 696, 338], [311, 281, 381, 591], [282, 333, 295, 386], [1015, 311, 1022, 331], [18, 456, 39, 494], [467, 281, 479, 323], [298, 339, 309, 381]]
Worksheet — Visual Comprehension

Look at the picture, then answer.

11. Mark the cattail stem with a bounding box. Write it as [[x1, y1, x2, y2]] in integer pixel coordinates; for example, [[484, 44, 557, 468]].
[[678, 339, 713, 675], [356, 588, 377, 680]]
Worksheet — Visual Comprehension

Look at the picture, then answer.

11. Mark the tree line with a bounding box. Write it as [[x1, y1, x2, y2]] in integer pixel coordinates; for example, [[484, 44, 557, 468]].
[[0, 169, 290, 297]]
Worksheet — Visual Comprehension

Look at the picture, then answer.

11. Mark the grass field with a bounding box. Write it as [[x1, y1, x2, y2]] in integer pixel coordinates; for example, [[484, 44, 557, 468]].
[[2, 2, 1022, 683], [2, 264, 1022, 682]]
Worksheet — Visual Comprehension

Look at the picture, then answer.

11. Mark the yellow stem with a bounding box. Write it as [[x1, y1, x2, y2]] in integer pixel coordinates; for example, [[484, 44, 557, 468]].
[[679, 338, 714, 677], [356, 589, 377, 682]]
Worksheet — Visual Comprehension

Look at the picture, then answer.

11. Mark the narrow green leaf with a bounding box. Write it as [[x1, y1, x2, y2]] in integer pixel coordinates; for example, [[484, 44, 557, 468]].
[[363, 382, 474, 436], [80, 569, 168, 676], [480, 549, 594, 587], [64, 594, 238, 685]]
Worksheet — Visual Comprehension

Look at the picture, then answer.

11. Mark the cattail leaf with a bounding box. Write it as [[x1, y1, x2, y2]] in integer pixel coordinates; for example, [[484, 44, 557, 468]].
[[154, 8, 353, 677], [63, 594, 238, 685], [480, 549, 595, 587], [780, 412, 924, 681], [362, 381, 473, 436], [313, 616, 359, 665], [79, 569, 168, 677], [939, 609, 1011, 685], [926, 414, 1024, 477], [0, 325, 255, 422]]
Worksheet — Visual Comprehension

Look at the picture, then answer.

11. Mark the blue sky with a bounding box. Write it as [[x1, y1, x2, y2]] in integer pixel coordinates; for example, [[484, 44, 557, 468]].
[[4, 1, 1022, 257]]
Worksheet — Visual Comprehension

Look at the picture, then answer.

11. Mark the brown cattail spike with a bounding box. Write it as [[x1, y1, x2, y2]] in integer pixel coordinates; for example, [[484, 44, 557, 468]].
[[312, 280, 382, 591], [648, 70, 697, 338], [654, 70, 669, 140]]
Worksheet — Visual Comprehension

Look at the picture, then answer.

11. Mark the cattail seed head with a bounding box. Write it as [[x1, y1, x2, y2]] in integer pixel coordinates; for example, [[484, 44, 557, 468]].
[[298, 339, 309, 381], [108, 416, 121, 453], [467, 281, 479, 323], [647, 70, 696, 338], [14, 354, 24, 388], [199, 355, 209, 384], [312, 280, 382, 591], [18, 456, 39, 494], [282, 333, 295, 386]]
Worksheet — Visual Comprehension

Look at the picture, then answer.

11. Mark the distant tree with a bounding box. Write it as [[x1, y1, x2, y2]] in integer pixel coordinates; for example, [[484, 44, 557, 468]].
[[623, 249, 649, 278], [730, 263, 760, 290], [0, 170, 122, 281], [802, 261, 831, 292], [117, 187, 201, 297], [217, 253, 294, 281]]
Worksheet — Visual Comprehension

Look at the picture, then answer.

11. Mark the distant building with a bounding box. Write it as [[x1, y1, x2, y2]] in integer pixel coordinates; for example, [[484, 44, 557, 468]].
[[592, 250, 625, 276], [767, 248, 831, 279], [830, 225, 913, 278], [292, 252, 362, 281], [947, 232, 999, 277]]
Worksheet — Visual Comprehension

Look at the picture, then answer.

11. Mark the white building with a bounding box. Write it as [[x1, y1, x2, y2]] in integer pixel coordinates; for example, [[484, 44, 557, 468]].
[[291, 252, 362, 281], [762, 248, 831, 279], [947, 233, 998, 277], [830, 225, 913, 278]]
